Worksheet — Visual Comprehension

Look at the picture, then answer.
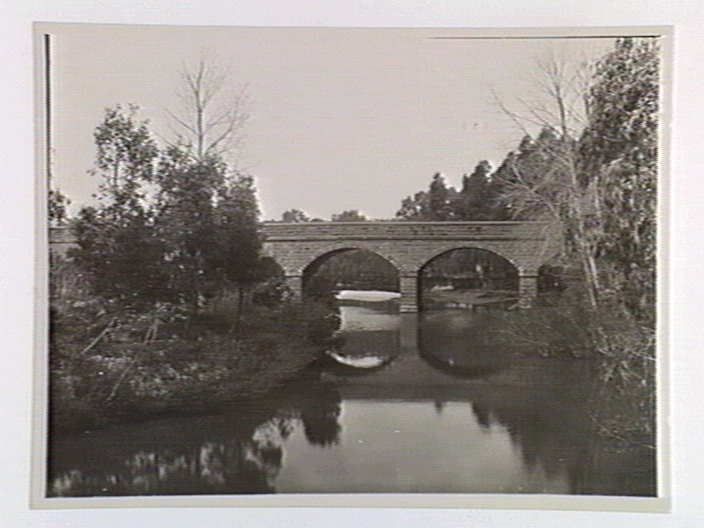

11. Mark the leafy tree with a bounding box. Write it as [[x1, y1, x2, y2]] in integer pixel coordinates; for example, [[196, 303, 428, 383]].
[[491, 129, 572, 222], [428, 173, 456, 220], [491, 39, 659, 317], [457, 160, 504, 220], [331, 209, 367, 222], [49, 188, 71, 226], [210, 174, 265, 289], [92, 104, 159, 214], [396, 190, 430, 220], [281, 209, 310, 223], [396, 173, 458, 221], [71, 105, 165, 309], [153, 147, 226, 310], [579, 37, 659, 322]]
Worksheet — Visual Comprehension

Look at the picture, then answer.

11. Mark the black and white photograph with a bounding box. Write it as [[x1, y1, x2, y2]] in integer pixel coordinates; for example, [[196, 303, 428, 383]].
[[35, 23, 667, 507]]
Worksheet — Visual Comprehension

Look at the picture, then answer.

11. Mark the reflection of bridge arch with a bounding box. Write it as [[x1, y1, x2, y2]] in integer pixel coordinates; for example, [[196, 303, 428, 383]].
[[262, 221, 560, 312]]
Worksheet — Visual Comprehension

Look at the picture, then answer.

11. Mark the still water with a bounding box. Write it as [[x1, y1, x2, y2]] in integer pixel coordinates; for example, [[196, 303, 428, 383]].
[[48, 294, 656, 496]]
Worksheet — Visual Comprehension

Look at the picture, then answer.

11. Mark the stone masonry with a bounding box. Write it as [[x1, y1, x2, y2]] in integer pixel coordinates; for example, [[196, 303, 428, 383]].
[[261, 221, 560, 312], [49, 221, 560, 312]]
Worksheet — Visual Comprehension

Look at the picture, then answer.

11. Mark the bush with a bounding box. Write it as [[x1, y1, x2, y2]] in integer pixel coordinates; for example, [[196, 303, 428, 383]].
[[48, 296, 340, 431], [492, 293, 656, 449]]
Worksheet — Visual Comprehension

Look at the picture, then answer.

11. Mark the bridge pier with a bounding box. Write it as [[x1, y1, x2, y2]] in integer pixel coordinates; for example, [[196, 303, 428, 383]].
[[518, 273, 538, 309], [399, 274, 419, 313], [284, 275, 303, 301]]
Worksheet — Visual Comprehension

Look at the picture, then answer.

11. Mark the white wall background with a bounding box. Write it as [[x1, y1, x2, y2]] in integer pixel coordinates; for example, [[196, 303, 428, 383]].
[[2, 1, 702, 526]]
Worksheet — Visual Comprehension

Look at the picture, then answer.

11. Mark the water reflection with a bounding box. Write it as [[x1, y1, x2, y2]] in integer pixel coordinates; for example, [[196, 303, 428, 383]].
[[417, 310, 511, 378], [320, 302, 400, 375], [48, 300, 656, 497], [49, 375, 343, 496]]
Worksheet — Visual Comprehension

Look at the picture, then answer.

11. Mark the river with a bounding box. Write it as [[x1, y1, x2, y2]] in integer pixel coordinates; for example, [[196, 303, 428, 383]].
[[47, 292, 656, 497]]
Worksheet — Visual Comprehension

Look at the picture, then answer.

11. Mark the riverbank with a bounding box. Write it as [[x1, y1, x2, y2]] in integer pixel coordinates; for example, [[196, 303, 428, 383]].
[[49, 301, 340, 432], [422, 288, 518, 311]]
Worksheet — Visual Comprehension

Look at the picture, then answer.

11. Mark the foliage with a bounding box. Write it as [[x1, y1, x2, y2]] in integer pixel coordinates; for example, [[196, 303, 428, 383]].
[[152, 147, 224, 309], [207, 173, 268, 315], [49, 300, 339, 431], [579, 38, 659, 323], [396, 189, 430, 220], [71, 98, 272, 318], [331, 209, 367, 222], [71, 106, 166, 309], [458, 161, 500, 220], [396, 172, 458, 221], [488, 38, 659, 323], [281, 208, 310, 222], [48, 188, 71, 226], [396, 166, 507, 221], [92, 104, 159, 209]]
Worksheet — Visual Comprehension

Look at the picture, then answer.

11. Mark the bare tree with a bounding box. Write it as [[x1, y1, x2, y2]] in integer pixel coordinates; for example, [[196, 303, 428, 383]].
[[167, 57, 249, 164], [492, 51, 602, 308]]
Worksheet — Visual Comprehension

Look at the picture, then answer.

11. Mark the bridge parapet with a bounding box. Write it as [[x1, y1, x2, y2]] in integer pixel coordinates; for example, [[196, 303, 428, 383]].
[[50, 221, 561, 311], [262, 221, 556, 242]]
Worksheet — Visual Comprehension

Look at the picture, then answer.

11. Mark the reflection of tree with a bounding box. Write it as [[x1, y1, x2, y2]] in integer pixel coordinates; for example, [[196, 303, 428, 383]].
[[467, 390, 655, 496], [48, 375, 343, 496], [299, 383, 342, 447], [49, 414, 287, 496], [471, 402, 491, 429]]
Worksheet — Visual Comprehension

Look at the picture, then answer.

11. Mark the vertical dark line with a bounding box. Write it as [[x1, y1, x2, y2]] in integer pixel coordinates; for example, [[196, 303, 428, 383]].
[[43, 32, 52, 494], [44, 33, 51, 186]]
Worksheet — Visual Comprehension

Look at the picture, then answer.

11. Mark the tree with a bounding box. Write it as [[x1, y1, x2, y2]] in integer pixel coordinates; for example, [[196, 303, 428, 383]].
[[153, 147, 226, 310], [92, 104, 159, 214], [49, 188, 71, 226], [156, 57, 270, 319], [208, 173, 267, 326], [579, 38, 659, 322], [492, 52, 602, 308], [396, 190, 429, 220], [72, 105, 165, 308], [428, 173, 456, 221], [331, 209, 367, 222], [281, 209, 310, 223], [167, 58, 249, 163], [458, 160, 500, 220], [491, 39, 659, 318], [395, 173, 458, 221]]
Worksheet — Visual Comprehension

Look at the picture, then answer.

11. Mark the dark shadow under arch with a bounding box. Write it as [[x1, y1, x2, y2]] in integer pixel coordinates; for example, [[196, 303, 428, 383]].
[[301, 248, 400, 300], [418, 247, 519, 311]]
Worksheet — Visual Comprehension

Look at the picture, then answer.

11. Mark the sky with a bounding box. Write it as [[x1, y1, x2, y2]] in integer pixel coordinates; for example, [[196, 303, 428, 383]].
[[48, 25, 615, 220]]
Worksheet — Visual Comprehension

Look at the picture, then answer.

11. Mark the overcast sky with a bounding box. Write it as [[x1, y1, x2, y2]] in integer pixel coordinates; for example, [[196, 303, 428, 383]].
[[49, 25, 614, 220]]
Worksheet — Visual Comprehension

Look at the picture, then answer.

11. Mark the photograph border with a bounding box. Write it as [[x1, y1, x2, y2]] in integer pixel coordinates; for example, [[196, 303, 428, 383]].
[[30, 22, 673, 512]]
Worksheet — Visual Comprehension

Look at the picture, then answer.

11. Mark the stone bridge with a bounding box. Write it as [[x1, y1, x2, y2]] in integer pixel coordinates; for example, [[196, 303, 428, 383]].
[[49, 221, 560, 313], [261, 221, 560, 312]]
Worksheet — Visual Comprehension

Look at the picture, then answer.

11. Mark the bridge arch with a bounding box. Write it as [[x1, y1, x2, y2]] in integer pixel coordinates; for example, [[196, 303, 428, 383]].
[[300, 247, 400, 299], [50, 221, 557, 312], [417, 246, 520, 311], [258, 221, 559, 311]]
